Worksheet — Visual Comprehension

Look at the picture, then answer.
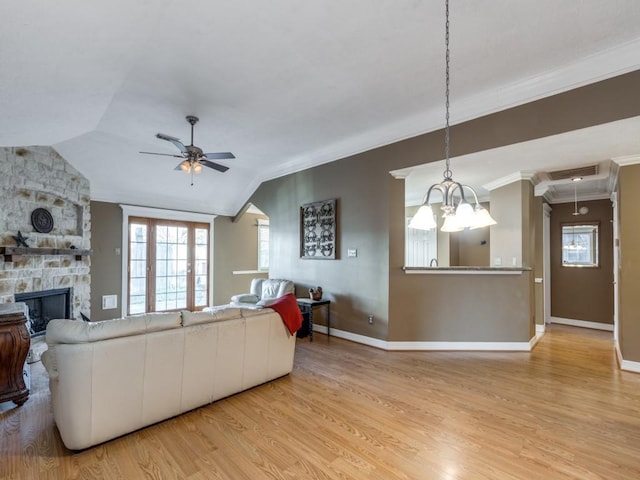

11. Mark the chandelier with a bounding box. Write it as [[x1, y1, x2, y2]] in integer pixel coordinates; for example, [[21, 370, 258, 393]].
[[409, 0, 496, 232]]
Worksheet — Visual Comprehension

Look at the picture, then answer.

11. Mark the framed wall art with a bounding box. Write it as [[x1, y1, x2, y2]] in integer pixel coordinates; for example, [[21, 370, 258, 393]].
[[300, 199, 337, 259]]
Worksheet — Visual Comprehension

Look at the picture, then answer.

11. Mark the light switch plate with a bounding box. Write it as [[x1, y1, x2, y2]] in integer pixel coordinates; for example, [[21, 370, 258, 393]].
[[102, 295, 118, 310]]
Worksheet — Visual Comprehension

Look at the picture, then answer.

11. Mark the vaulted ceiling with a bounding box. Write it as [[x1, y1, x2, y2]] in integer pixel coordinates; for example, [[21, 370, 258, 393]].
[[2, 1, 640, 215]]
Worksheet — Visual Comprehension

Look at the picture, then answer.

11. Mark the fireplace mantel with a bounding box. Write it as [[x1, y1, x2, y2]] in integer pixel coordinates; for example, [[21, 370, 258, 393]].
[[1, 247, 92, 262]]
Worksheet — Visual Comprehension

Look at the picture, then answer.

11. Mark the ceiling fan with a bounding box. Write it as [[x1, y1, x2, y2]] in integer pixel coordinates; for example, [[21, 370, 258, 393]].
[[140, 115, 235, 184]]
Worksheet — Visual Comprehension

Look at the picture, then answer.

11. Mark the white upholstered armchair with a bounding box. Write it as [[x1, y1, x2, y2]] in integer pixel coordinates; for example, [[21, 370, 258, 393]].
[[230, 278, 295, 308]]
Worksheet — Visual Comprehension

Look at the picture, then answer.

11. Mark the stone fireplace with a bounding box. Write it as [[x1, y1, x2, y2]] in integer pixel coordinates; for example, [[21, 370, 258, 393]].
[[0, 146, 91, 320]]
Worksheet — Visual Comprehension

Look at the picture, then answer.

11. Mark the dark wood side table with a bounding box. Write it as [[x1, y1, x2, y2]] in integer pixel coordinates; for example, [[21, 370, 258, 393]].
[[296, 298, 331, 342], [0, 303, 31, 406]]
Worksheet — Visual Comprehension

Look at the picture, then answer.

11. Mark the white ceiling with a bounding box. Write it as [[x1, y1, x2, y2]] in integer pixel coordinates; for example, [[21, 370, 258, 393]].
[[2, 1, 640, 215]]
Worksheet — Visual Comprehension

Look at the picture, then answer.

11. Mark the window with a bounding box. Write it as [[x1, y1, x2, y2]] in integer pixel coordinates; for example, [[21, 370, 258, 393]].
[[128, 217, 210, 314], [258, 219, 269, 271], [562, 223, 599, 267], [405, 218, 438, 266]]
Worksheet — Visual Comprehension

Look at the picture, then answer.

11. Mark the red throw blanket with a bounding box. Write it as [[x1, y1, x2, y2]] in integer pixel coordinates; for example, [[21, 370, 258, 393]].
[[268, 293, 303, 335]]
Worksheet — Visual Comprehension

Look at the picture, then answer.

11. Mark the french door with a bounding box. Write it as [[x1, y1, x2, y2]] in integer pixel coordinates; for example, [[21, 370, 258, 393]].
[[128, 217, 209, 314]]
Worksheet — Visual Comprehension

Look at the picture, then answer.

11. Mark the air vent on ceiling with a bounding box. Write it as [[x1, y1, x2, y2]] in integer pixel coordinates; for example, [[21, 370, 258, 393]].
[[546, 164, 599, 181]]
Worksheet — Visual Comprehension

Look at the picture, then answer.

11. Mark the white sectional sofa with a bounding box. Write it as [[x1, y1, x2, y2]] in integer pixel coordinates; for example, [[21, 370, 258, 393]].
[[41, 306, 296, 450]]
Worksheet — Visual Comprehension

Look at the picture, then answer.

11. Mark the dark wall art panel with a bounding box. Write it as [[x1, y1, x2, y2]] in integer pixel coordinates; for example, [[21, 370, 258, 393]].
[[300, 199, 337, 259]]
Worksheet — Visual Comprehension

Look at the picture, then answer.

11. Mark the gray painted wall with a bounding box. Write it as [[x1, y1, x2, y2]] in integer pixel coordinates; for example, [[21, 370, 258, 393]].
[[619, 165, 640, 362], [90, 201, 123, 321], [250, 159, 393, 339]]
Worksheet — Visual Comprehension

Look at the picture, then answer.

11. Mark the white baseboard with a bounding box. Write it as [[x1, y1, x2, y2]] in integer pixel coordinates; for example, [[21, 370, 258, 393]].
[[313, 325, 536, 351], [549, 316, 614, 331], [536, 323, 546, 335], [615, 341, 640, 373]]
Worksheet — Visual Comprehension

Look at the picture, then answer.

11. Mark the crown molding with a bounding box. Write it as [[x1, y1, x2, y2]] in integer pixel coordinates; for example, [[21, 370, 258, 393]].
[[260, 38, 640, 185], [389, 170, 411, 180], [612, 154, 640, 167], [546, 192, 611, 205], [484, 171, 537, 192]]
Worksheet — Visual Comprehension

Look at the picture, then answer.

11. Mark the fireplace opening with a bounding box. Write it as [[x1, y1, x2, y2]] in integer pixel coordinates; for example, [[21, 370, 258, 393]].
[[15, 288, 72, 337]]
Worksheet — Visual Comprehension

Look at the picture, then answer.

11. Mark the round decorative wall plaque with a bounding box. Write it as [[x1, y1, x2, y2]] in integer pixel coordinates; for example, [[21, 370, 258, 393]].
[[31, 208, 54, 233]]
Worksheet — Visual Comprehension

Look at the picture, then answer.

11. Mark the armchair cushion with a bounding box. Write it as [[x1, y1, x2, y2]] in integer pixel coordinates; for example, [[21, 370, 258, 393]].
[[231, 278, 295, 307], [260, 279, 295, 300]]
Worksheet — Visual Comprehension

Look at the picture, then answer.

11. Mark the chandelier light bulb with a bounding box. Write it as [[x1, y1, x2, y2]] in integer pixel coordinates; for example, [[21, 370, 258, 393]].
[[409, 205, 437, 230]]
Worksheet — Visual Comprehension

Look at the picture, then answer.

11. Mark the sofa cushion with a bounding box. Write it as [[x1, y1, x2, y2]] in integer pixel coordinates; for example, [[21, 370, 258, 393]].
[[182, 307, 242, 326], [46, 312, 182, 344]]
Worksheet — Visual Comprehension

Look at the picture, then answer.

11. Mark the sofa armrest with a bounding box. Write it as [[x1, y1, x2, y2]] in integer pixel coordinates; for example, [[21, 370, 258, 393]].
[[231, 293, 259, 304]]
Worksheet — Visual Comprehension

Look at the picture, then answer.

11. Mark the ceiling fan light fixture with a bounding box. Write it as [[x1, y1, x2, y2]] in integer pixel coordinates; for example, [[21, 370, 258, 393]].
[[140, 116, 235, 183], [179, 160, 191, 173]]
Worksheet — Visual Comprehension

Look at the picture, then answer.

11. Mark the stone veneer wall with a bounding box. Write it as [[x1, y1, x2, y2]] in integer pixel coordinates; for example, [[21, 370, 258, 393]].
[[0, 146, 91, 318]]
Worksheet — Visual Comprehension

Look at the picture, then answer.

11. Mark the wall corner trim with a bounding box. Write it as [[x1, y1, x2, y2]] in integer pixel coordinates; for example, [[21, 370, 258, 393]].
[[313, 325, 535, 351], [616, 341, 640, 373]]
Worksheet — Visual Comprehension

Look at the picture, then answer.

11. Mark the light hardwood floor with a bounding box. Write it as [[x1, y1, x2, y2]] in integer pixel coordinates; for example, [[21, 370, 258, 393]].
[[1, 324, 640, 479]]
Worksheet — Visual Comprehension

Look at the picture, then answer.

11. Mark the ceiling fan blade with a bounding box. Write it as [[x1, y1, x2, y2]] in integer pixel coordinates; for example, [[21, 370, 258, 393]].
[[200, 159, 230, 173], [156, 133, 188, 153], [140, 151, 185, 158], [203, 152, 235, 160]]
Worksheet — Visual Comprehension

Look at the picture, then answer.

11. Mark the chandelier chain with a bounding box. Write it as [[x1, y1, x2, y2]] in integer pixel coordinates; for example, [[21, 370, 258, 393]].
[[408, 0, 497, 232], [443, 0, 452, 180]]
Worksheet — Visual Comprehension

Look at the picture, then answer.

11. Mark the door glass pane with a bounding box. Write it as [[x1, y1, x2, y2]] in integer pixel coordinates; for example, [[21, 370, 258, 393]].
[[194, 228, 208, 307], [155, 225, 189, 311], [130, 295, 146, 315], [129, 223, 147, 314]]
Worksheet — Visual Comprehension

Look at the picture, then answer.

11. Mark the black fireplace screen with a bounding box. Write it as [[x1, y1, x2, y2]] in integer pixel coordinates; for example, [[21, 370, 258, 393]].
[[15, 288, 72, 337]]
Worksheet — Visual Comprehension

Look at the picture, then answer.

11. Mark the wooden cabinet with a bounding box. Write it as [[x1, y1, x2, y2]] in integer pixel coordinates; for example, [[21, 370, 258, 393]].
[[0, 304, 30, 406]]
